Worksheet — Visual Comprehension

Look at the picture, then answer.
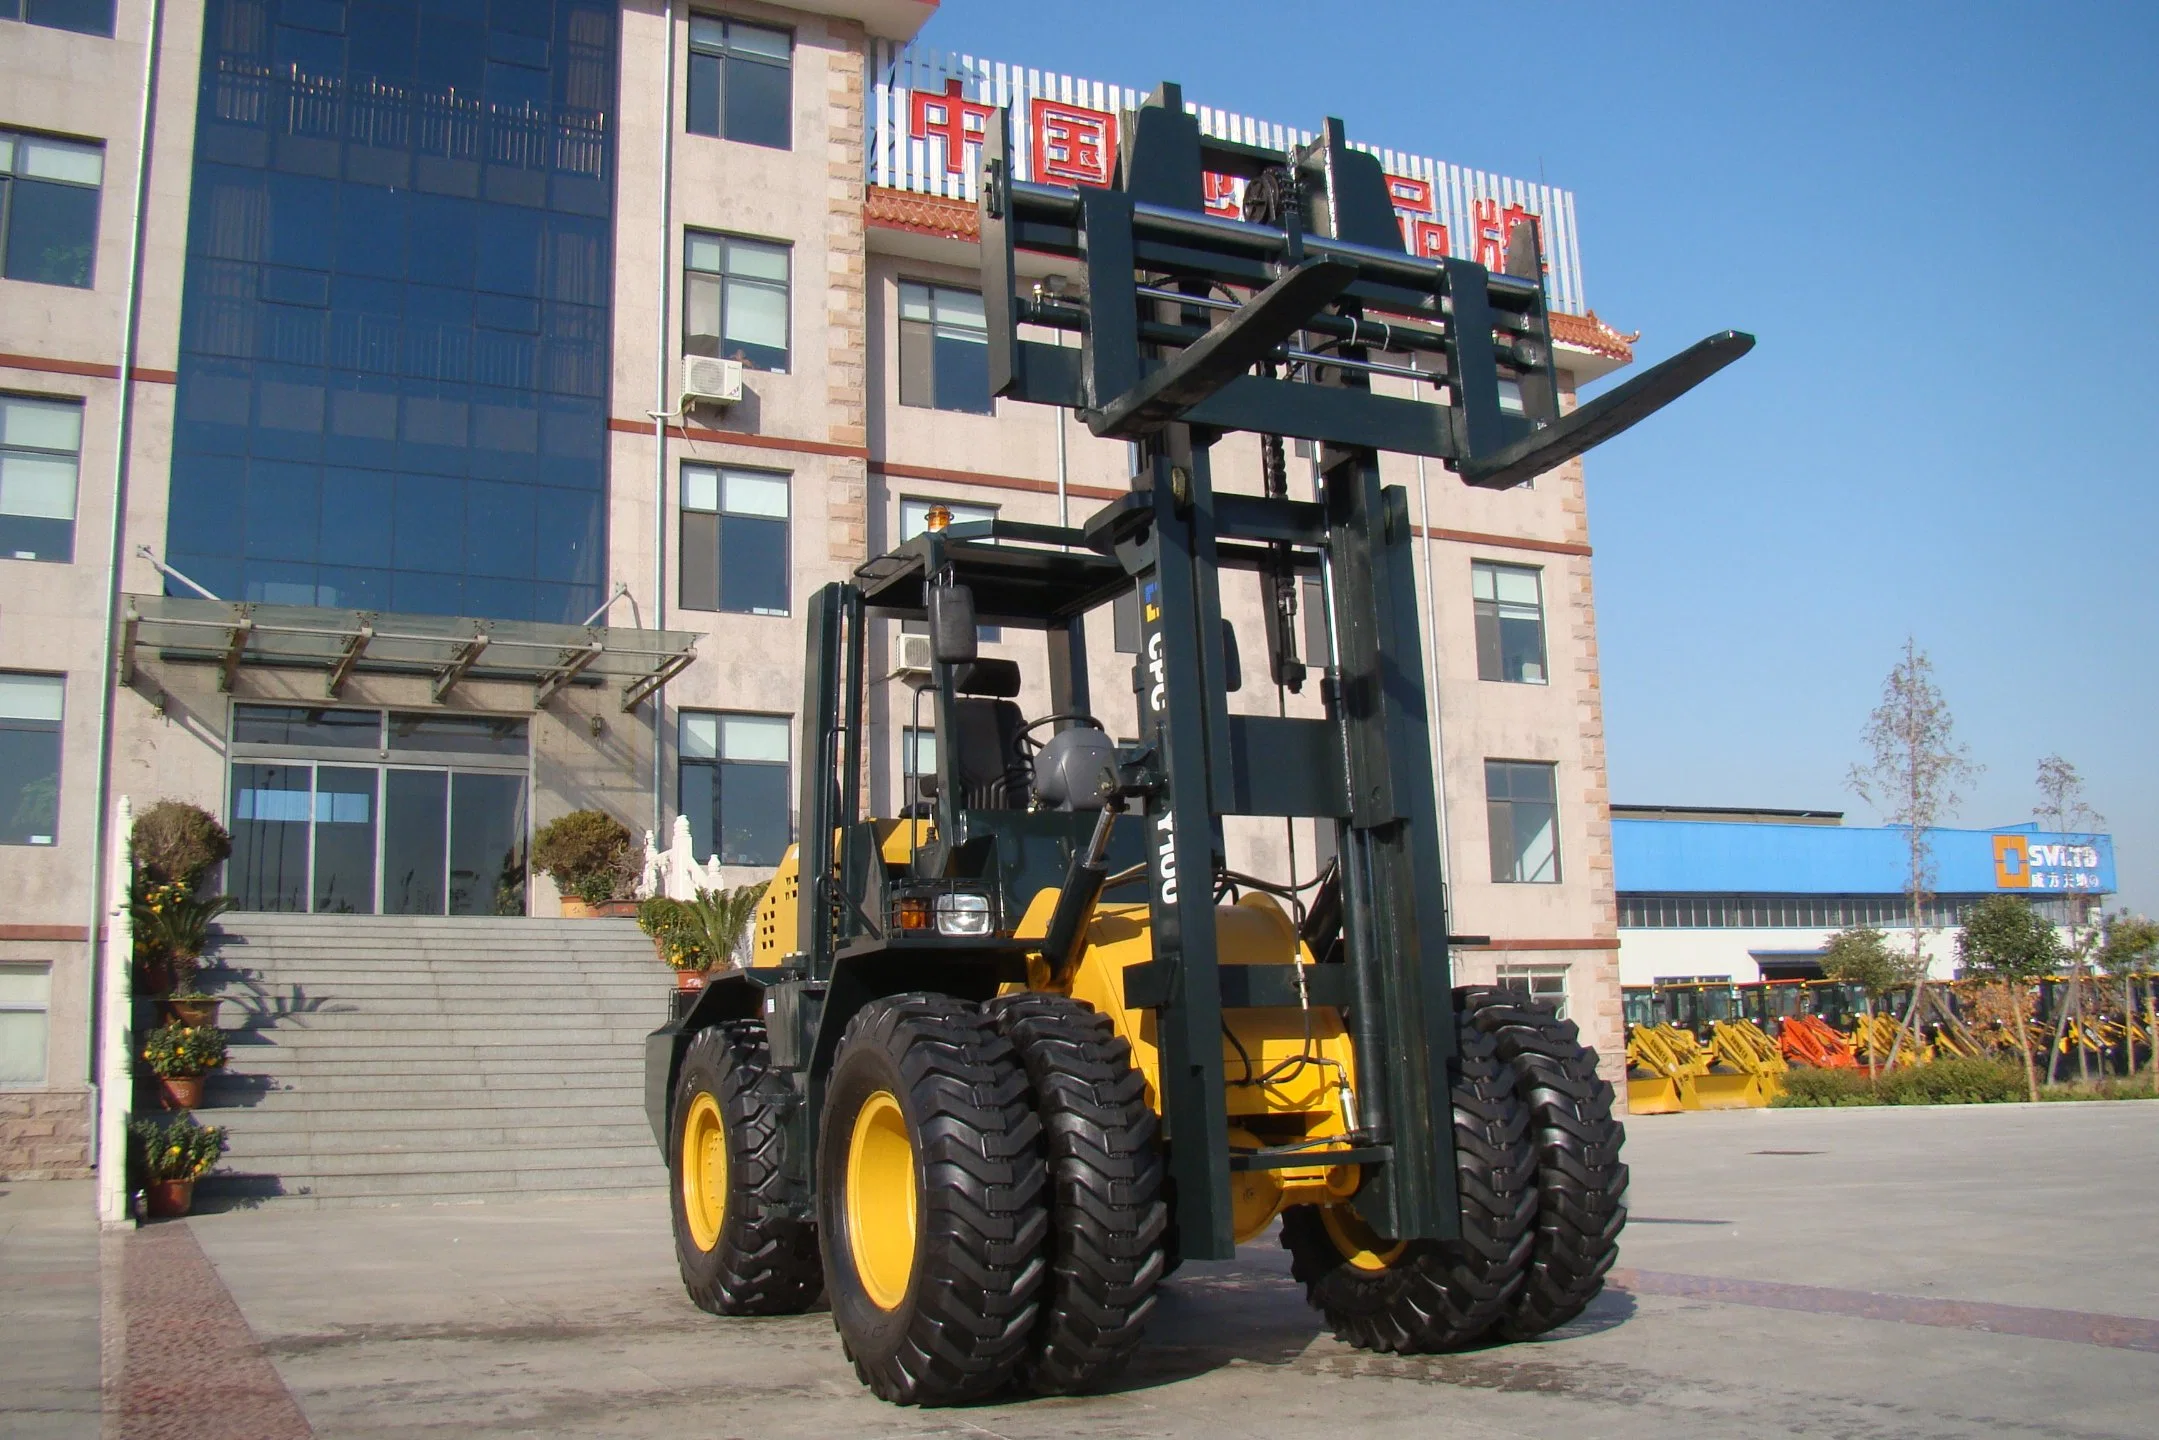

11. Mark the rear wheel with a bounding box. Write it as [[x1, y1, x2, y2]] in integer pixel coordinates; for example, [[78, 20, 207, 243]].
[[669, 1021, 822, 1315], [987, 993, 1167, 1394], [1460, 985, 1628, 1337], [1281, 1014, 1535, 1351], [818, 994, 1049, 1404]]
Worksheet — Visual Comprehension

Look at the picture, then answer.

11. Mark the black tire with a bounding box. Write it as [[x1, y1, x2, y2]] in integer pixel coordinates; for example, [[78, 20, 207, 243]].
[[1460, 985, 1629, 1338], [818, 994, 1049, 1404], [1280, 1012, 1535, 1352], [668, 1021, 823, 1315], [986, 993, 1168, 1394]]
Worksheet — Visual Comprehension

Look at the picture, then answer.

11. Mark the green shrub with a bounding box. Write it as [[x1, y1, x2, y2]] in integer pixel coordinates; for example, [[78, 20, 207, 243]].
[[140, 1022, 227, 1079], [1773, 1066, 1878, 1107], [532, 810, 636, 902], [2038, 1077, 2159, 1102], [129, 1114, 227, 1181], [1876, 1056, 2026, 1105], [132, 801, 232, 887]]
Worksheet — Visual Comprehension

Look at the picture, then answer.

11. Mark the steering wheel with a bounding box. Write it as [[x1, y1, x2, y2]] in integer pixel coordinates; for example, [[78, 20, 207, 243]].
[[1014, 713, 1105, 756]]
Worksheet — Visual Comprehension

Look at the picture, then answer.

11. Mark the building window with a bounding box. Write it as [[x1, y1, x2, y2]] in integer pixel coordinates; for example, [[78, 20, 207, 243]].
[[0, 673, 62, 846], [0, 130, 103, 289], [1495, 962, 1569, 1022], [1473, 561, 1546, 684], [680, 463, 788, 615], [685, 231, 789, 372], [686, 16, 791, 149], [897, 282, 991, 414], [0, 0, 116, 37], [0, 393, 82, 562], [680, 712, 790, 866], [1486, 759, 1559, 884], [0, 962, 50, 1086], [899, 497, 994, 540]]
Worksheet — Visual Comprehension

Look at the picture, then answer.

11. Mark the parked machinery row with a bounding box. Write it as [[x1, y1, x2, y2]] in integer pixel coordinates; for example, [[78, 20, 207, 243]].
[[1621, 977, 2159, 1112]]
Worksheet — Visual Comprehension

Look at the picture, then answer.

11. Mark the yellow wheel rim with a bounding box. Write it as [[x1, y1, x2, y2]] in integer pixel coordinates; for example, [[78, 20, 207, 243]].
[[681, 1092, 727, 1253], [1321, 1204, 1408, 1273], [845, 1090, 917, 1310]]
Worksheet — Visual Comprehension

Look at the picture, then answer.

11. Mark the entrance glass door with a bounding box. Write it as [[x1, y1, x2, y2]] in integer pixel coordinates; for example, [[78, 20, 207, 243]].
[[449, 772, 528, 916], [311, 767, 377, 914], [382, 770, 448, 915], [227, 705, 530, 916]]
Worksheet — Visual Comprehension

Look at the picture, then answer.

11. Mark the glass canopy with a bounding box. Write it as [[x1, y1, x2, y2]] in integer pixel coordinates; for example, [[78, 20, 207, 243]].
[[121, 595, 698, 711]]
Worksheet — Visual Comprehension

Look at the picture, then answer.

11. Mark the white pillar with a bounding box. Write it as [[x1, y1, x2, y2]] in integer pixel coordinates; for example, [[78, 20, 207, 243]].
[[96, 796, 133, 1228]]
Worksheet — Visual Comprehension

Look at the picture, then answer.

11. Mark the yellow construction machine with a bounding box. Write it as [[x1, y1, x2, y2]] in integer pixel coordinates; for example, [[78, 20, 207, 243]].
[[642, 83, 1747, 1404]]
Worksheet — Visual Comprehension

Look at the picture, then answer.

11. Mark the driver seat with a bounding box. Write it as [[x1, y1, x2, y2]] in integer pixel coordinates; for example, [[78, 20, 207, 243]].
[[947, 658, 1030, 810]]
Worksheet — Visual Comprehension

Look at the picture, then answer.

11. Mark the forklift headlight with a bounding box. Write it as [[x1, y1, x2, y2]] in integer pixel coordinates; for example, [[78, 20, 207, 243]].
[[934, 893, 992, 937]]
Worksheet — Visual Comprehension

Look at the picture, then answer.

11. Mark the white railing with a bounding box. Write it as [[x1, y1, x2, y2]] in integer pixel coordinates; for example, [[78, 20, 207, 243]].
[[96, 796, 133, 1228], [638, 815, 727, 903]]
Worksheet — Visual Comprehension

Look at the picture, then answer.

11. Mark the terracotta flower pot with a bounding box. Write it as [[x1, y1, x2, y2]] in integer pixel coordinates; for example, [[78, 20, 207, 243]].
[[674, 969, 709, 993], [558, 896, 595, 918], [157, 1075, 205, 1111], [596, 899, 641, 918], [146, 1178, 196, 1219], [165, 997, 222, 1028]]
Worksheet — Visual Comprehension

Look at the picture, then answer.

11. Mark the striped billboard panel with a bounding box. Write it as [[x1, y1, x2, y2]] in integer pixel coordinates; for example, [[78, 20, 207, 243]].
[[867, 41, 1587, 316]]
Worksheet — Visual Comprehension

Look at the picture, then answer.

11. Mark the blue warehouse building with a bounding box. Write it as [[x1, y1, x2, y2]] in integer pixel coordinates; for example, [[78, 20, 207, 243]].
[[1613, 804, 2117, 985]]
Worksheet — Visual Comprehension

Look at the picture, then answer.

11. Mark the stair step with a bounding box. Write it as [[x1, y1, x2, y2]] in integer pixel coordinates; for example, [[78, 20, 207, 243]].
[[168, 914, 703, 1208]]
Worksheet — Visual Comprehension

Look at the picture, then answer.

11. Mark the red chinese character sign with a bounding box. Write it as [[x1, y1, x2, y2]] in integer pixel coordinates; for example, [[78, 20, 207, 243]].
[[1385, 172, 1450, 259], [1472, 197, 1540, 271], [909, 78, 994, 177], [1202, 171, 1243, 219], [1031, 98, 1117, 188]]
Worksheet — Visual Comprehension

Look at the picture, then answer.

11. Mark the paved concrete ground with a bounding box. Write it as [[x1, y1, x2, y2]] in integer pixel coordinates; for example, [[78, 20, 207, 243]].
[[0, 1179, 103, 1439], [160, 1100, 2159, 1440]]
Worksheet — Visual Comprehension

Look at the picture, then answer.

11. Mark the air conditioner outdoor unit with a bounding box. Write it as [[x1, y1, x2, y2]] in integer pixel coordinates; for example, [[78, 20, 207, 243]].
[[682, 355, 743, 407], [893, 632, 934, 677]]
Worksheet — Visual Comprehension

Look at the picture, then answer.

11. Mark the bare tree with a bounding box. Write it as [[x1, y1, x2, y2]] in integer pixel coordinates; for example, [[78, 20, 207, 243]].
[[2033, 755, 2105, 1082], [1847, 640, 1979, 1066]]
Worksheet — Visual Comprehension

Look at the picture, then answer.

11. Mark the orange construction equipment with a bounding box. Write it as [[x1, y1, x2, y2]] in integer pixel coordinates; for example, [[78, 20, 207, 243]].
[[1778, 1015, 1856, 1069]]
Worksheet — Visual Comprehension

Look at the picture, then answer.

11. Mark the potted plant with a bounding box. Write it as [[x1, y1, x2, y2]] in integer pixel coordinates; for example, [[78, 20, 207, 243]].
[[133, 800, 232, 887], [532, 809, 638, 917], [129, 1113, 227, 1219], [141, 1021, 227, 1110], [638, 896, 712, 989], [135, 881, 235, 1021], [687, 881, 769, 975]]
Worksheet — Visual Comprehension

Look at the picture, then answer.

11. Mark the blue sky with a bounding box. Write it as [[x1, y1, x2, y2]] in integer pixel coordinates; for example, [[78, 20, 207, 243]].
[[915, 0, 2159, 912]]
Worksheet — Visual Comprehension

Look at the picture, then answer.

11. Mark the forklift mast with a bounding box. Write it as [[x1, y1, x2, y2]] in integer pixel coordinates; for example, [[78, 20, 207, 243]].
[[953, 83, 1751, 1256]]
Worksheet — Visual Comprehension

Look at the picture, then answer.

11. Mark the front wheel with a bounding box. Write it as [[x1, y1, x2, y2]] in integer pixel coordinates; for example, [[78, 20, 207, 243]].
[[669, 1021, 822, 1315], [1281, 1014, 1535, 1352], [818, 994, 1049, 1404]]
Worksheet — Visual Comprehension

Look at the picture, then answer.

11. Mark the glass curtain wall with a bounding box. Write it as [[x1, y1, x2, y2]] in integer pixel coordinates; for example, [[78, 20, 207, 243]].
[[165, 0, 618, 624]]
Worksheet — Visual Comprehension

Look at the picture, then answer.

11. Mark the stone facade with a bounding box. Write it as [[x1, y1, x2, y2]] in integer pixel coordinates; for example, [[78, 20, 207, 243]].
[[0, 1090, 93, 1180]]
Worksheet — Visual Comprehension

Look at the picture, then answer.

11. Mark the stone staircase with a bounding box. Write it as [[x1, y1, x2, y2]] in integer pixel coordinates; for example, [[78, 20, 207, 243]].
[[192, 915, 671, 1209]]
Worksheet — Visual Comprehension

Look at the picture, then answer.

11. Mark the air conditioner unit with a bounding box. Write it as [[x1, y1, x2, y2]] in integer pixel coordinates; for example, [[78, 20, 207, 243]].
[[894, 632, 934, 677], [682, 355, 743, 407]]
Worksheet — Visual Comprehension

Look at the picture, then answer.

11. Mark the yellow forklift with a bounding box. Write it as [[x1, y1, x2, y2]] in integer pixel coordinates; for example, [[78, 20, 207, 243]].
[[643, 82, 1748, 1403]]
